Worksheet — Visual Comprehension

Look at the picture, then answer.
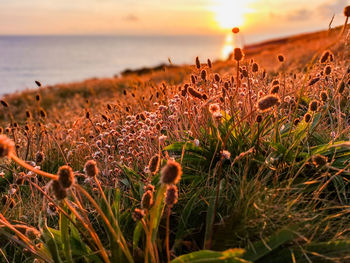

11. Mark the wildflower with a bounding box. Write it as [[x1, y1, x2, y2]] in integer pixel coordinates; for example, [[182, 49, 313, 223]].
[[0, 135, 15, 158], [165, 185, 178, 207], [337, 81, 345, 94], [257, 95, 280, 112], [132, 208, 145, 221], [221, 150, 231, 160], [141, 190, 154, 209], [84, 160, 98, 178], [57, 165, 74, 189], [159, 135, 167, 144], [209, 103, 220, 115], [160, 160, 182, 185], [194, 139, 199, 147], [311, 155, 328, 167]]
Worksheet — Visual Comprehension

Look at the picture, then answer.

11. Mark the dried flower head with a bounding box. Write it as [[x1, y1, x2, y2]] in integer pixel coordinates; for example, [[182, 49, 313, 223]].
[[0, 135, 15, 158], [84, 160, 98, 178], [311, 155, 328, 167], [188, 87, 202, 99], [304, 113, 312, 123], [160, 160, 182, 185], [233, 48, 244, 61], [320, 91, 328, 102], [165, 185, 178, 207], [195, 56, 201, 69], [309, 100, 318, 112], [256, 115, 263, 123], [344, 5, 350, 17], [57, 165, 74, 188], [270, 85, 279, 94], [141, 190, 154, 209], [277, 55, 285, 62], [320, 50, 330, 63], [324, 65, 332, 75], [144, 184, 155, 193], [51, 180, 67, 200], [148, 154, 160, 174], [201, 69, 207, 81], [252, 62, 259, 72], [35, 151, 44, 163], [257, 95, 280, 112], [337, 81, 345, 94], [132, 208, 145, 221]]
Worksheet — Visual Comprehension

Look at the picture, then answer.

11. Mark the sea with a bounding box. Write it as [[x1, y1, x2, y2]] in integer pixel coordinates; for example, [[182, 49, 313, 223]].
[[0, 35, 233, 95]]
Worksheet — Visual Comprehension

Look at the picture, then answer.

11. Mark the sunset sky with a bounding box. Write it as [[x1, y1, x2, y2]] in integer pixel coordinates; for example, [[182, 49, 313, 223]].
[[0, 0, 349, 43]]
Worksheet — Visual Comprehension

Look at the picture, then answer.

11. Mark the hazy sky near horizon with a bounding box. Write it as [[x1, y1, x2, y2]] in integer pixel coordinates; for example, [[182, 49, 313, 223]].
[[0, 0, 349, 43]]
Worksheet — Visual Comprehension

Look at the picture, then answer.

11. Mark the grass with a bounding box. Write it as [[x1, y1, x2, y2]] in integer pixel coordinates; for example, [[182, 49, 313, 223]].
[[0, 15, 349, 263]]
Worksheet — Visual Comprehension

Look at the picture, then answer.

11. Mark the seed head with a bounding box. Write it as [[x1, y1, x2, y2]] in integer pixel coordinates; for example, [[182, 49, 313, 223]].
[[148, 154, 160, 174], [320, 51, 330, 63], [188, 87, 202, 99], [255, 115, 263, 123], [233, 48, 244, 61], [257, 95, 280, 112], [207, 59, 212, 68], [337, 81, 345, 94], [311, 155, 328, 167], [277, 55, 285, 62], [0, 100, 8, 107], [270, 85, 279, 94], [201, 69, 207, 81], [35, 80, 42, 87], [294, 118, 300, 126], [165, 185, 178, 207], [0, 135, 15, 158], [57, 165, 74, 188], [35, 151, 44, 163], [160, 160, 182, 185], [252, 63, 259, 72], [51, 180, 67, 200], [324, 65, 332, 75], [309, 100, 318, 112], [84, 160, 98, 178], [304, 113, 312, 123], [132, 208, 145, 221], [308, 77, 320, 86], [195, 56, 201, 69], [344, 5, 350, 17], [320, 91, 328, 102], [25, 227, 40, 240], [141, 190, 154, 210], [144, 184, 155, 193], [214, 74, 220, 82]]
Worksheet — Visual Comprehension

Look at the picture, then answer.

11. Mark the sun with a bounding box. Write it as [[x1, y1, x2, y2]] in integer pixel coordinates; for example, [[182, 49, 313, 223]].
[[211, 0, 251, 29]]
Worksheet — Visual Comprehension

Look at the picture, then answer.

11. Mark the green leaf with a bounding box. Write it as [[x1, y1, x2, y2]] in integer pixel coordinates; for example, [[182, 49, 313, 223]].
[[171, 249, 250, 263], [60, 204, 73, 263], [203, 193, 216, 249], [243, 227, 297, 261]]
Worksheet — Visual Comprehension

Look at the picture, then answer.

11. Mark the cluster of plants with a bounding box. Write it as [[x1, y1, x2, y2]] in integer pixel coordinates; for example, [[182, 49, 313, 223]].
[[0, 6, 350, 263]]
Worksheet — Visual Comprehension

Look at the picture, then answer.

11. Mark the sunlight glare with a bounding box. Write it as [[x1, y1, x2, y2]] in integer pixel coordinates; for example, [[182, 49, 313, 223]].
[[211, 0, 252, 29]]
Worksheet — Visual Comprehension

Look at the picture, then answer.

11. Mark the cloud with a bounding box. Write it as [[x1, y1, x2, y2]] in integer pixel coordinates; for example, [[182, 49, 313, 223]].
[[124, 14, 139, 22], [286, 8, 313, 21], [318, 0, 349, 17]]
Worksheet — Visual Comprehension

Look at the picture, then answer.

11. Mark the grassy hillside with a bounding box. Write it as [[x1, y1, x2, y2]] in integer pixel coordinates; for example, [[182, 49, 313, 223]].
[[0, 21, 350, 263]]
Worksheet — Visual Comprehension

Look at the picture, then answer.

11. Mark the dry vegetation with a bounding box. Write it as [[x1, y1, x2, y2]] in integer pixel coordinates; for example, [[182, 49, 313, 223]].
[[0, 9, 350, 263]]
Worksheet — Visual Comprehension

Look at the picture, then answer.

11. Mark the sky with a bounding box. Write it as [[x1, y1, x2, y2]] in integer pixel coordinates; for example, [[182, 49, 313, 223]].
[[0, 0, 349, 43]]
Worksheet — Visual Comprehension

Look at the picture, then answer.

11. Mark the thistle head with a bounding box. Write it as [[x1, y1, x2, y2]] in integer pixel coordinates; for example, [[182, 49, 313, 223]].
[[165, 185, 178, 207], [84, 160, 98, 178], [57, 165, 74, 188]]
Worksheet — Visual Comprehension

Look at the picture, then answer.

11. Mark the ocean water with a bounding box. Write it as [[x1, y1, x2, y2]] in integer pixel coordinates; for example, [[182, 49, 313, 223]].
[[0, 35, 229, 95]]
